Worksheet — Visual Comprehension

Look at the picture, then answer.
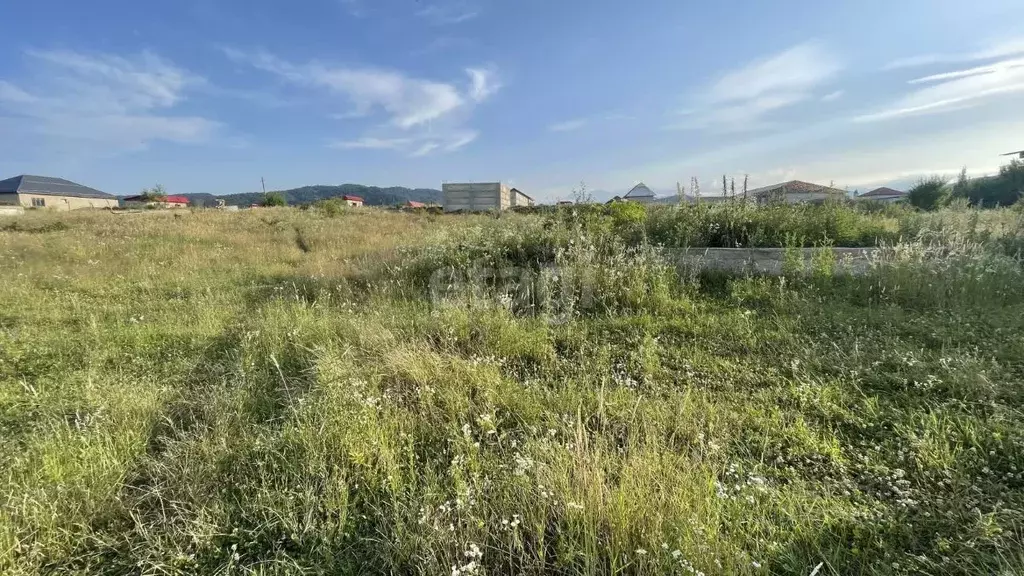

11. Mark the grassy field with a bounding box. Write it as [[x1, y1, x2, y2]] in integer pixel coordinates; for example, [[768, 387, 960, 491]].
[[2, 203, 1024, 575]]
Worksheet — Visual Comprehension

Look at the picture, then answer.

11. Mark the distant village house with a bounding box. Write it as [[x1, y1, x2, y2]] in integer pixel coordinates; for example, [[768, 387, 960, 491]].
[[122, 195, 190, 209], [856, 187, 906, 203], [342, 195, 364, 207], [0, 175, 119, 211], [747, 180, 848, 205], [622, 182, 657, 204]]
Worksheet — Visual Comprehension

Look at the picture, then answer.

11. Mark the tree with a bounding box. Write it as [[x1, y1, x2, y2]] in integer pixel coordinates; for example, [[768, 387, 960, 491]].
[[139, 184, 168, 202], [261, 192, 287, 207], [907, 176, 950, 211], [951, 161, 1023, 207], [572, 181, 593, 204], [973, 160, 1024, 207], [952, 167, 971, 199]]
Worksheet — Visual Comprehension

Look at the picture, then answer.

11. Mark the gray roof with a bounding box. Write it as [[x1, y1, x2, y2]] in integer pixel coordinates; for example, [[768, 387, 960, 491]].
[[747, 180, 847, 197], [624, 182, 655, 198], [860, 187, 906, 198], [0, 175, 115, 199]]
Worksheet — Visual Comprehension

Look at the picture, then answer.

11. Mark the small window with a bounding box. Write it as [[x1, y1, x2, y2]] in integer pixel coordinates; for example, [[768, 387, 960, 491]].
[[31, 198, 45, 208]]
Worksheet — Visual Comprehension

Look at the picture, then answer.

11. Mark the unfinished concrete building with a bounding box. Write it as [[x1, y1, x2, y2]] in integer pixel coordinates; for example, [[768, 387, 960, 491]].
[[442, 182, 534, 212]]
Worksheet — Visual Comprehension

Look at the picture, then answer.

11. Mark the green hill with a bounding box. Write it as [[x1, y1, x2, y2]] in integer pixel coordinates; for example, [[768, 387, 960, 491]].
[[183, 184, 441, 207]]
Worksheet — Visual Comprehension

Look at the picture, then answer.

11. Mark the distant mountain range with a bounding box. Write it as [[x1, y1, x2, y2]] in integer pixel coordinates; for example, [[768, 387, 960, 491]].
[[180, 184, 442, 207]]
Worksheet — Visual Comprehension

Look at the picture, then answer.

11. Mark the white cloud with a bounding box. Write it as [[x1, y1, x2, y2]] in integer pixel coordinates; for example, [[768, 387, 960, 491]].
[[224, 48, 465, 129], [466, 67, 500, 102], [908, 57, 1024, 84], [548, 119, 588, 132], [0, 81, 37, 104], [0, 49, 219, 150], [821, 90, 845, 102], [330, 130, 476, 158], [224, 48, 497, 156], [338, 0, 365, 18], [708, 42, 841, 103], [884, 37, 1024, 70], [443, 130, 477, 151], [411, 142, 441, 157], [855, 56, 1024, 122], [416, 3, 480, 25], [674, 42, 840, 132], [330, 137, 415, 150]]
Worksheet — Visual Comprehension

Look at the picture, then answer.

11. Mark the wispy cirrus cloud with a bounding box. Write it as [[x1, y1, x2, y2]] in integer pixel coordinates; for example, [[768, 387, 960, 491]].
[[331, 130, 477, 156], [821, 90, 844, 102], [0, 49, 220, 151], [224, 48, 499, 156], [337, 0, 366, 18], [416, 2, 480, 25], [223, 48, 467, 129], [548, 119, 589, 132], [672, 42, 841, 132], [855, 56, 1024, 122], [547, 112, 634, 133], [884, 37, 1024, 70]]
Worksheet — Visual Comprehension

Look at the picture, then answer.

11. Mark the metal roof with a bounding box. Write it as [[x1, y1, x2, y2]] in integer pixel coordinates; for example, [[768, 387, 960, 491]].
[[860, 187, 906, 198], [0, 175, 115, 199], [510, 187, 534, 201], [624, 182, 655, 198], [747, 180, 847, 197]]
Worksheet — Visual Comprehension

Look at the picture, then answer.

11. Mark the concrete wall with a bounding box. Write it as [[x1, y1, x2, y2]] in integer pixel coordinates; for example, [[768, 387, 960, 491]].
[[0, 204, 24, 216], [675, 247, 876, 276], [10, 193, 118, 211], [510, 190, 533, 207], [443, 182, 504, 212], [123, 200, 188, 209]]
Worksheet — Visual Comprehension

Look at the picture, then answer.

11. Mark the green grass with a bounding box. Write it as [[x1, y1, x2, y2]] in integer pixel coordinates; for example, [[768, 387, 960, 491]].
[[2, 206, 1024, 575]]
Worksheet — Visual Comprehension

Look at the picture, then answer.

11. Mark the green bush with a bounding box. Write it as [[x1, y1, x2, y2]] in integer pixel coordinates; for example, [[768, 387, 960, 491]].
[[314, 198, 347, 217], [907, 176, 950, 211], [643, 202, 900, 247], [261, 192, 287, 207]]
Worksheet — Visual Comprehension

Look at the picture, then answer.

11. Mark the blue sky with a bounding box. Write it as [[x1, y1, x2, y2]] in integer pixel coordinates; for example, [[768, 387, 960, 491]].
[[1, 0, 1023, 201]]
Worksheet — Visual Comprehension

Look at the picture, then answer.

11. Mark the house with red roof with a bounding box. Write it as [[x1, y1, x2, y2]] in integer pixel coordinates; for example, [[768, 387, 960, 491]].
[[342, 195, 364, 207], [856, 187, 907, 203]]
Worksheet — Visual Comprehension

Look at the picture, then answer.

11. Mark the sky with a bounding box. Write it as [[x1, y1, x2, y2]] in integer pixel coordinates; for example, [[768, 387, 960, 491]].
[[1, 0, 1023, 201]]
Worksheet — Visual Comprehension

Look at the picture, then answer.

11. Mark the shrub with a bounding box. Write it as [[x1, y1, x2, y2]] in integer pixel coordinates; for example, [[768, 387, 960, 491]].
[[907, 176, 950, 211], [314, 198, 347, 217], [261, 192, 287, 207], [139, 184, 168, 202]]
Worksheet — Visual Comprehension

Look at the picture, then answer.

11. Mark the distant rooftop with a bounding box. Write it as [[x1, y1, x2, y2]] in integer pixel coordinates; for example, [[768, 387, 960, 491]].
[[0, 175, 115, 199], [624, 182, 655, 198], [860, 187, 906, 198], [747, 180, 847, 197]]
